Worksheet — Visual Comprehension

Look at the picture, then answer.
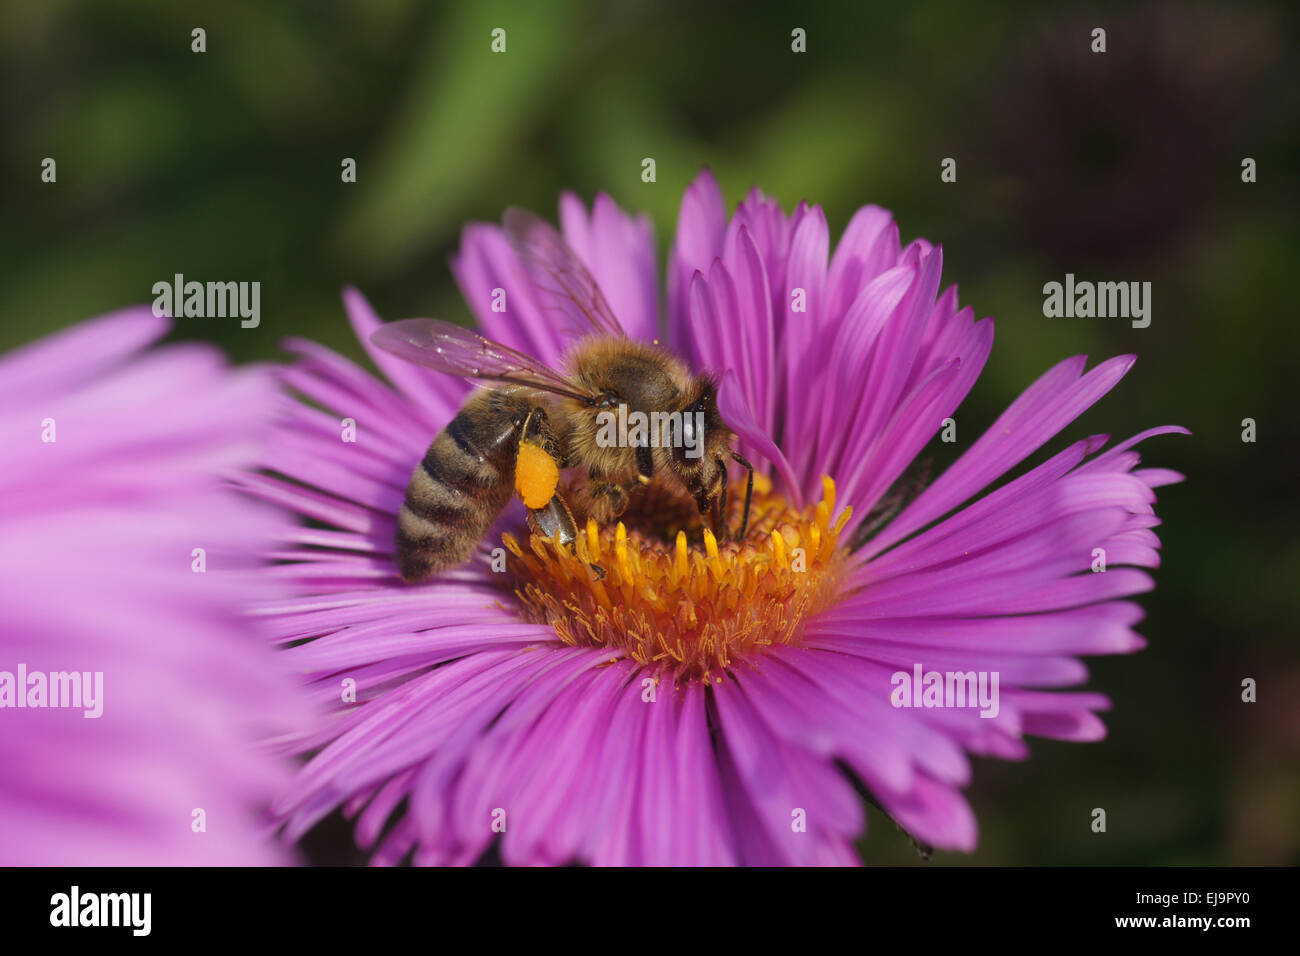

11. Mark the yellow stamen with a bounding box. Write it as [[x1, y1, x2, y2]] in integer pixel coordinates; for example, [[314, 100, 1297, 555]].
[[615, 521, 630, 579], [833, 506, 853, 535], [502, 532, 524, 558], [507, 474, 848, 681], [820, 475, 836, 514], [771, 529, 789, 570]]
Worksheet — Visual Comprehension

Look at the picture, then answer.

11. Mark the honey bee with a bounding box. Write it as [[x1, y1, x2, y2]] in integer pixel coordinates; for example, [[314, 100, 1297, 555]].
[[372, 208, 754, 582]]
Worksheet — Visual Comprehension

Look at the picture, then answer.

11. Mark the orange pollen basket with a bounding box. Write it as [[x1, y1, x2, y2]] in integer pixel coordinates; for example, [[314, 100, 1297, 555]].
[[503, 473, 852, 684]]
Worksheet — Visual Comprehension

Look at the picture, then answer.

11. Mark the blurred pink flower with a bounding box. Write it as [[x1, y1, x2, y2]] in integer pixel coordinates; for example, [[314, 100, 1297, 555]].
[[0, 308, 307, 865]]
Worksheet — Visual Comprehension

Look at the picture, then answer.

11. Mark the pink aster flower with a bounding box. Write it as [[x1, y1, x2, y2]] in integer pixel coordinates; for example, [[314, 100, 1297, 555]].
[[0, 309, 306, 865], [248, 171, 1185, 865]]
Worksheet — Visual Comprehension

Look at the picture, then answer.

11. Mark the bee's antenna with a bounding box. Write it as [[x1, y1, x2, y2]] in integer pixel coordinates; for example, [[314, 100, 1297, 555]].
[[731, 452, 754, 541]]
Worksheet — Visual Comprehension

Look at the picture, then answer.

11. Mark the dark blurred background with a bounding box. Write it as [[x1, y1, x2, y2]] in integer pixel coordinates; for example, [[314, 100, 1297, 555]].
[[3, 0, 1296, 865]]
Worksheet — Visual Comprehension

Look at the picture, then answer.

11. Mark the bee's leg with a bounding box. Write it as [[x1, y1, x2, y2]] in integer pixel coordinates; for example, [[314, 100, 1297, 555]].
[[586, 445, 652, 525], [519, 405, 562, 457], [516, 405, 572, 543], [514, 404, 585, 562], [634, 445, 655, 485], [514, 404, 565, 508], [731, 452, 755, 541], [585, 481, 631, 524], [526, 491, 577, 548], [527, 491, 606, 579], [714, 455, 729, 540], [520, 405, 539, 438]]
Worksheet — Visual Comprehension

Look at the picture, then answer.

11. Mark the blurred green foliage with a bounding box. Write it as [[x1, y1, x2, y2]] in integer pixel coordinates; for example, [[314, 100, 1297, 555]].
[[2, 0, 1296, 865]]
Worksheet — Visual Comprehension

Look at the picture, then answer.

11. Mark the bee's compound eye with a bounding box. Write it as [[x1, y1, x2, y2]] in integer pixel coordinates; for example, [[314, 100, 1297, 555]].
[[672, 407, 706, 463], [680, 414, 697, 445]]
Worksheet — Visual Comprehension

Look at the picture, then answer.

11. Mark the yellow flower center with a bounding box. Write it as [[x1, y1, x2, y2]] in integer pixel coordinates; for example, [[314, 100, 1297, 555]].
[[504, 474, 851, 684]]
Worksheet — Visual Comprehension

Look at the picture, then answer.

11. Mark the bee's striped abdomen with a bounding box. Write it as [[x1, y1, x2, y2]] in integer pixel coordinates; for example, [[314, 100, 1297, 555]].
[[395, 390, 527, 582]]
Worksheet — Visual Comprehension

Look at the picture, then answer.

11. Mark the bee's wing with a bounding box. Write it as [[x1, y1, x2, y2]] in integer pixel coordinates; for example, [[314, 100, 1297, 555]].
[[503, 207, 628, 339], [371, 318, 595, 404]]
